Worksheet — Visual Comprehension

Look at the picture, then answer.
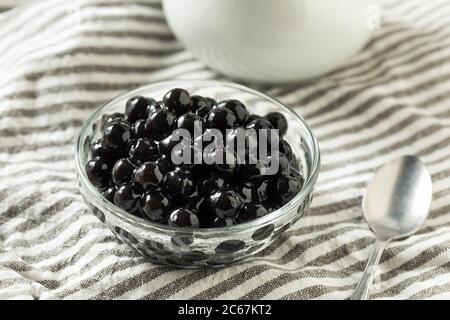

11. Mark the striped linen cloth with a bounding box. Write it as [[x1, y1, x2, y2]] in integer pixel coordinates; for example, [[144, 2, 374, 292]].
[[1, 0, 450, 300]]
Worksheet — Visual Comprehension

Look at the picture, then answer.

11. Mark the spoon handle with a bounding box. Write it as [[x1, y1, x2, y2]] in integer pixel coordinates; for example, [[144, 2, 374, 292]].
[[351, 239, 387, 300]]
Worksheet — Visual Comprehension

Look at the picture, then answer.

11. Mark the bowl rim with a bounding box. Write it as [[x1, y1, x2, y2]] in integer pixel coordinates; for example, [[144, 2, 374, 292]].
[[75, 79, 321, 234]]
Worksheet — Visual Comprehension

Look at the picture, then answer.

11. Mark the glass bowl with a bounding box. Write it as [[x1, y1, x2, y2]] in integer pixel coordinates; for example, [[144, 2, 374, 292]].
[[75, 80, 320, 268]]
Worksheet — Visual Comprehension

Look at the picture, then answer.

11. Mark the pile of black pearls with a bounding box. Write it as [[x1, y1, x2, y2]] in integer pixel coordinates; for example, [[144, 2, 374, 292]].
[[85, 88, 304, 228]]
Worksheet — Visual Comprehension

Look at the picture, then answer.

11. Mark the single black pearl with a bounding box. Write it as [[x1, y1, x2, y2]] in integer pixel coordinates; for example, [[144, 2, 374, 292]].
[[191, 95, 208, 112], [101, 112, 124, 131], [176, 112, 202, 136], [236, 203, 269, 223], [198, 174, 226, 197], [265, 112, 288, 137], [163, 88, 192, 115], [146, 109, 176, 141], [102, 186, 117, 203], [218, 100, 249, 125], [266, 152, 290, 176], [271, 174, 302, 204], [195, 105, 212, 119], [112, 158, 136, 186], [168, 208, 199, 228], [208, 189, 244, 219], [159, 134, 177, 156], [279, 139, 294, 163], [163, 169, 197, 203], [134, 161, 164, 188], [85, 157, 111, 187], [114, 182, 143, 212], [90, 139, 115, 163], [290, 167, 305, 185], [147, 100, 163, 116], [133, 119, 152, 139], [140, 189, 171, 222], [245, 118, 273, 131], [245, 114, 263, 125], [125, 96, 155, 123], [155, 157, 174, 175], [205, 97, 217, 108], [204, 106, 237, 133], [129, 138, 159, 164], [103, 121, 133, 150]]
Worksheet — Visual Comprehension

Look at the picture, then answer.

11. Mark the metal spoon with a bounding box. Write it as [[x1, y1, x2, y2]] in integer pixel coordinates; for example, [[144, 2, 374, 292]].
[[351, 155, 432, 300]]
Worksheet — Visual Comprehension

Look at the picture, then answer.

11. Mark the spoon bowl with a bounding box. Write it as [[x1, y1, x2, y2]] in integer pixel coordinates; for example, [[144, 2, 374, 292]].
[[351, 155, 432, 299], [363, 155, 432, 241]]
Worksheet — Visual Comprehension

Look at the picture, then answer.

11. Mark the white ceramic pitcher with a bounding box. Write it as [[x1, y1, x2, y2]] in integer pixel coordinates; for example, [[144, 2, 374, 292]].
[[163, 0, 374, 83]]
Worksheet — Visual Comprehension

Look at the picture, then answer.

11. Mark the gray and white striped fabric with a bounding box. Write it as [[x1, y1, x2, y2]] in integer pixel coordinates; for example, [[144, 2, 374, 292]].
[[1, 0, 450, 300]]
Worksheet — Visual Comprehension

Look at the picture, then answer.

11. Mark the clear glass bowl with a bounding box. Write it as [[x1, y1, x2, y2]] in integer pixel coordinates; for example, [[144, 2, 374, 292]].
[[75, 80, 320, 268]]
